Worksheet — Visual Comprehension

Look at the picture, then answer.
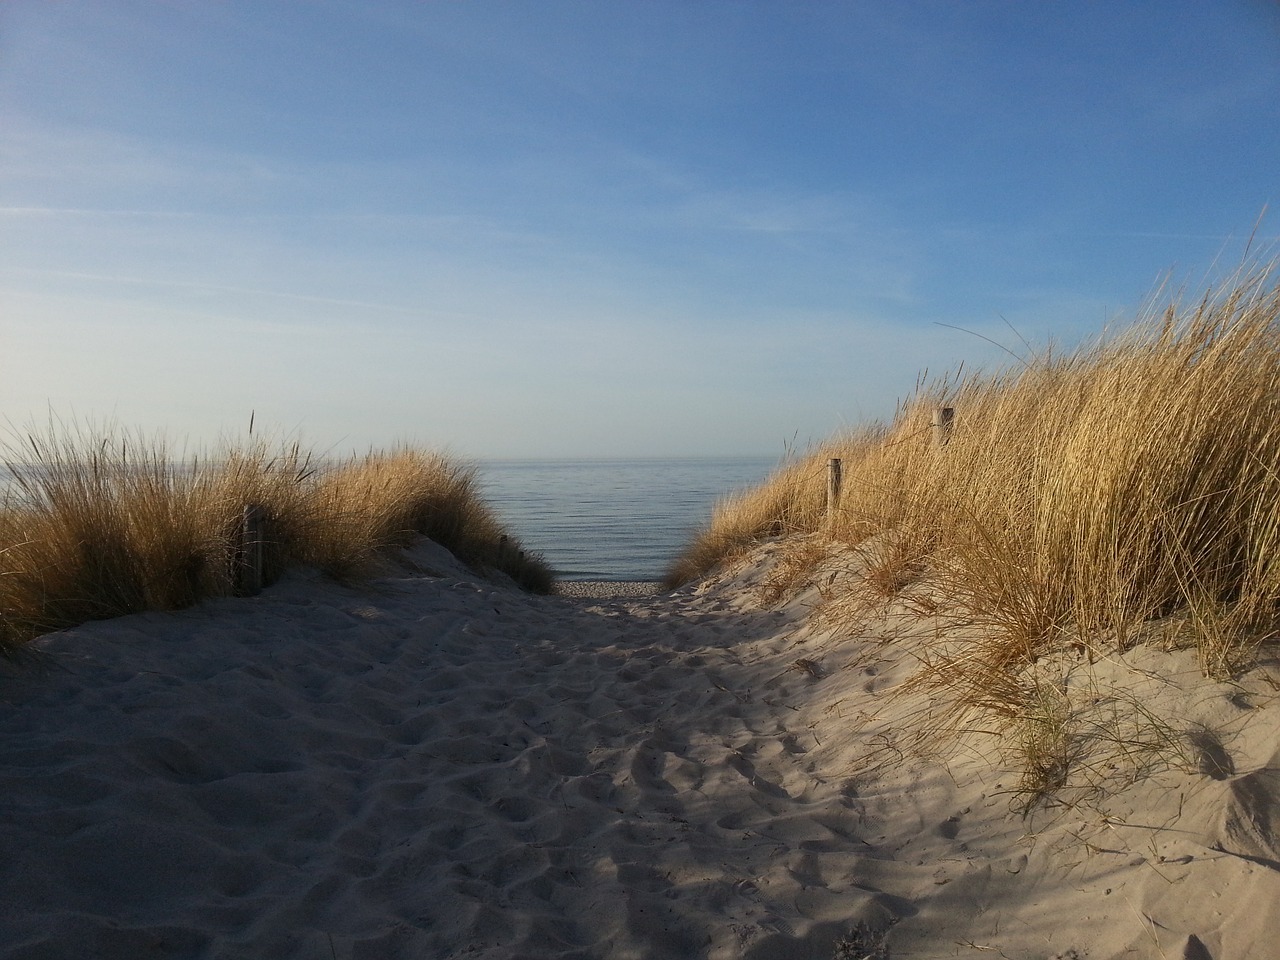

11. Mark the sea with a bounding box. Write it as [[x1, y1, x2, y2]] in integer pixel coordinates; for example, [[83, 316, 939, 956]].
[[476, 457, 780, 582]]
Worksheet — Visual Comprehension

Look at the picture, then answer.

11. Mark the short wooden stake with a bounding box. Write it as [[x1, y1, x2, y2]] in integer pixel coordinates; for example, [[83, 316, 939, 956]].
[[933, 407, 955, 447], [236, 504, 266, 597], [827, 458, 843, 523]]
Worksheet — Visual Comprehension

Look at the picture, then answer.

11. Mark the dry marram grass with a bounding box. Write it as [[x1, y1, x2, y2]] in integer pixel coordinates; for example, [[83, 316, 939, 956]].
[[671, 262, 1280, 674], [0, 428, 551, 655], [668, 261, 1280, 795]]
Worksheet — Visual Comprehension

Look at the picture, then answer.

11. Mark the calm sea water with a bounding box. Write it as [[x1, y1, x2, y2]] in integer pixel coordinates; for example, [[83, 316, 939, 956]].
[[477, 458, 780, 581]]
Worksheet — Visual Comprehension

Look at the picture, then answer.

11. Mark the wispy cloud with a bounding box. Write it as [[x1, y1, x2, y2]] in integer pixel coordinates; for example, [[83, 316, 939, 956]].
[[0, 206, 197, 219], [0, 266, 427, 316]]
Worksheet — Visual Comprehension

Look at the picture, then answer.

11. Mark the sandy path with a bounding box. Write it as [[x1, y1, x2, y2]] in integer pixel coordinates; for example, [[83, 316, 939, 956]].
[[5, 538, 1280, 959], [0, 542, 897, 959]]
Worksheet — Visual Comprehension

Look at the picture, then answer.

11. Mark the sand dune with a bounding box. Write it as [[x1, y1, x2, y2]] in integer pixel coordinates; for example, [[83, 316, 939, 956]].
[[3, 538, 1280, 958]]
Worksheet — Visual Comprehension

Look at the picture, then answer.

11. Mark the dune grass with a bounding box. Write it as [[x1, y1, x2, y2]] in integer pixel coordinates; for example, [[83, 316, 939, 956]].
[[669, 261, 1280, 692], [666, 261, 1280, 806], [0, 428, 551, 656]]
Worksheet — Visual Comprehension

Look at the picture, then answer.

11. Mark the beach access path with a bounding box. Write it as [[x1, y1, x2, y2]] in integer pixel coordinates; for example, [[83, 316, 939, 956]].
[[2, 538, 1278, 959]]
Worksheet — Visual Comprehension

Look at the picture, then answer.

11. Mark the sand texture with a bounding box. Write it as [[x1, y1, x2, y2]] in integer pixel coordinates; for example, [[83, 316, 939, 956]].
[[553, 581, 663, 599], [4, 537, 1280, 958]]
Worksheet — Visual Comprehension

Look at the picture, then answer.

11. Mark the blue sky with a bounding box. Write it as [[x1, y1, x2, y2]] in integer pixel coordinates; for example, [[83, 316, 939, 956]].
[[2, 2, 1278, 458]]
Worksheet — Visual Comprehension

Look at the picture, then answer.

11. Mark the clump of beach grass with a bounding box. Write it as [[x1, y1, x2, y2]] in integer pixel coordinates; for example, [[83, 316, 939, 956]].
[[668, 260, 1280, 791], [0, 426, 551, 656], [672, 261, 1280, 672], [662, 454, 833, 589], [305, 448, 553, 592]]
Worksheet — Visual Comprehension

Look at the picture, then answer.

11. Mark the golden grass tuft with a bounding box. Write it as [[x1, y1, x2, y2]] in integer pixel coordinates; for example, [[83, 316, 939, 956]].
[[673, 261, 1280, 672], [662, 454, 834, 589], [0, 428, 551, 655], [305, 449, 553, 593], [669, 260, 1280, 791]]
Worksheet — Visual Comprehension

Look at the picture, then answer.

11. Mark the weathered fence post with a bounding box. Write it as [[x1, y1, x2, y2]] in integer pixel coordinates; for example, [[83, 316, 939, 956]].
[[236, 504, 266, 597], [827, 457, 843, 525], [932, 407, 955, 447]]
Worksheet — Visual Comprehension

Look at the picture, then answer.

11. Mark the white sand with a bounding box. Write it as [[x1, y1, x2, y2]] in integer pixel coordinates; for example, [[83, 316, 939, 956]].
[[3, 537, 1280, 958]]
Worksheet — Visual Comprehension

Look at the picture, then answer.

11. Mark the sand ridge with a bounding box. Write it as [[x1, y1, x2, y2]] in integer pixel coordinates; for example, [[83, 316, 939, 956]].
[[3, 537, 1280, 958]]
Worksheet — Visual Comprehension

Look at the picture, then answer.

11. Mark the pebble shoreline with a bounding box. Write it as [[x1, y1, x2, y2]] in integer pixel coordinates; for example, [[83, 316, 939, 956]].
[[552, 580, 664, 599]]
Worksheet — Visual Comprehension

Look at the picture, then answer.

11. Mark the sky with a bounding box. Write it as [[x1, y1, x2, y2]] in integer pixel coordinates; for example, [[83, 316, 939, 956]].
[[2, 1, 1279, 459]]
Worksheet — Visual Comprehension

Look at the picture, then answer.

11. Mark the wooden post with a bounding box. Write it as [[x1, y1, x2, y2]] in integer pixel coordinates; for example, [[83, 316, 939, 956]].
[[827, 458, 843, 524], [236, 504, 266, 597], [933, 407, 955, 447]]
